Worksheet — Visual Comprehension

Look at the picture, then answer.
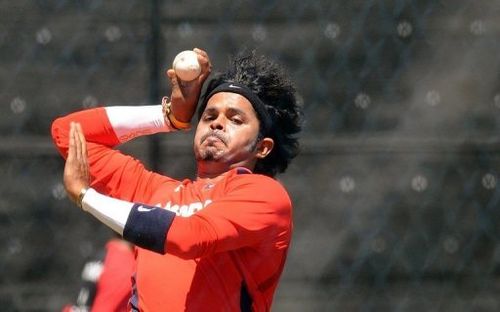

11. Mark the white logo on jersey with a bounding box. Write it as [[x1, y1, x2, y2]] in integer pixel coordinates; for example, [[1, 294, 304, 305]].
[[157, 199, 213, 217]]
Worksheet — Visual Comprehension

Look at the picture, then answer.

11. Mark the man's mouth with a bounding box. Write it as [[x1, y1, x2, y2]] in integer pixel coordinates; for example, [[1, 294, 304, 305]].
[[201, 132, 227, 146], [205, 136, 222, 144]]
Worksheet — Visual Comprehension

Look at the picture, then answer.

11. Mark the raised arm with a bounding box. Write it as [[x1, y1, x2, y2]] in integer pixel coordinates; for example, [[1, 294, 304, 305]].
[[51, 105, 169, 157], [52, 105, 176, 202], [53, 48, 212, 202], [51, 47, 211, 156]]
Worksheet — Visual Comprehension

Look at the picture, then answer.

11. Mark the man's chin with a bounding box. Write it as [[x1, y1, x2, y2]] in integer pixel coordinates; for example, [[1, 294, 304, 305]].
[[197, 150, 225, 162], [201, 155, 218, 162]]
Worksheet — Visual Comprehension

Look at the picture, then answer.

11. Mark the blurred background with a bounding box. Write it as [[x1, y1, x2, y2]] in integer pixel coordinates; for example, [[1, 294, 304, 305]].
[[1, 0, 500, 311]]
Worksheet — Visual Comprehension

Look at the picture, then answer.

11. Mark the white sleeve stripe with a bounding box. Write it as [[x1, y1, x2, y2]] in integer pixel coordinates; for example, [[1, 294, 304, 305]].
[[81, 188, 133, 235], [105, 105, 175, 143]]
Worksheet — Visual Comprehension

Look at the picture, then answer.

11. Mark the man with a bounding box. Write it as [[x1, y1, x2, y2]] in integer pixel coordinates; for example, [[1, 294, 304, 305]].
[[52, 48, 302, 311]]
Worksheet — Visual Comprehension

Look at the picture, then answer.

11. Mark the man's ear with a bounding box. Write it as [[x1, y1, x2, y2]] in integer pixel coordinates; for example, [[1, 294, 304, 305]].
[[256, 138, 274, 159]]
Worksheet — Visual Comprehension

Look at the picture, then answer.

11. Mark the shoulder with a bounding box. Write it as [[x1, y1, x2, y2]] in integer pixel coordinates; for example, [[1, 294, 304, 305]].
[[224, 169, 291, 206], [226, 168, 287, 189]]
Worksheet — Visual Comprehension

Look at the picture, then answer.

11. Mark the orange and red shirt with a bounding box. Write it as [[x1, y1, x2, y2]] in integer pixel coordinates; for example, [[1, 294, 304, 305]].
[[52, 107, 293, 311]]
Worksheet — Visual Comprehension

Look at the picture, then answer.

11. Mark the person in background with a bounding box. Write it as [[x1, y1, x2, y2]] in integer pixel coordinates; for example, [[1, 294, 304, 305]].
[[62, 234, 135, 312]]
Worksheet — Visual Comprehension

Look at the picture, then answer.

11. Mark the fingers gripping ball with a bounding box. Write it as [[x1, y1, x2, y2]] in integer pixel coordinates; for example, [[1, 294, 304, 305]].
[[172, 50, 201, 81]]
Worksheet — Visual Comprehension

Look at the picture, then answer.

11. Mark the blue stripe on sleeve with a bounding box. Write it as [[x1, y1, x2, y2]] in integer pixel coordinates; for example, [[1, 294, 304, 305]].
[[123, 203, 175, 254]]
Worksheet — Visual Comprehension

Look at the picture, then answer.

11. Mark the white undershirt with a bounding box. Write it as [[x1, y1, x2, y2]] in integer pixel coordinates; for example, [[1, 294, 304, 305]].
[[105, 105, 175, 143], [81, 188, 133, 235]]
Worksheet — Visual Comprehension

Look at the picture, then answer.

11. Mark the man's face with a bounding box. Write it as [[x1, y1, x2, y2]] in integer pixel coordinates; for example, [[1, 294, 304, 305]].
[[194, 92, 261, 172]]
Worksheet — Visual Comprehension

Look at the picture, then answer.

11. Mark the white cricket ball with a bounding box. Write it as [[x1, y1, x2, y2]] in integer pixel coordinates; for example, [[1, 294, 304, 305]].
[[172, 50, 201, 81]]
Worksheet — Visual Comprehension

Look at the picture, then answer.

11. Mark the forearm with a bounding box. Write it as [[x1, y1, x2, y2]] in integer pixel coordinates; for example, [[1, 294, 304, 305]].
[[51, 105, 174, 158], [81, 188, 216, 258], [81, 188, 176, 253], [105, 105, 173, 143]]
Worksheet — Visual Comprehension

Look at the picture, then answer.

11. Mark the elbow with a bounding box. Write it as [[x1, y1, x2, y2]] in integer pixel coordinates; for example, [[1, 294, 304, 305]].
[[51, 117, 69, 156], [167, 240, 210, 260], [170, 247, 197, 260], [165, 216, 217, 259]]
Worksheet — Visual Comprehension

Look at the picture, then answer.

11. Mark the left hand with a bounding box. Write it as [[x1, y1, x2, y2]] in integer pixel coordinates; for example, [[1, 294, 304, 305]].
[[63, 122, 90, 205]]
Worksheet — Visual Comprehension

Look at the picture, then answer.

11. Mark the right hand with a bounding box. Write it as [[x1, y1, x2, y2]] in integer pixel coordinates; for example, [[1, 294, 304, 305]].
[[166, 48, 212, 123]]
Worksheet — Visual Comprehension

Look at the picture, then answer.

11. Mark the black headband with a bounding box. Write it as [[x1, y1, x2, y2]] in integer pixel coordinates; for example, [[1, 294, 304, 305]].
[[203, 82, 273, 135]]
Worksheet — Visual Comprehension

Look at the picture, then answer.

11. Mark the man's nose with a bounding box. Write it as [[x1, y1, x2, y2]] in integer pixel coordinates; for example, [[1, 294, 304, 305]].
[[209, 116, 225, 131]]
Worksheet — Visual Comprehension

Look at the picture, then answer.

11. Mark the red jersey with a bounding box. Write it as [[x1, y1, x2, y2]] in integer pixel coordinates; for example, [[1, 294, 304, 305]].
[[52, 107, 293, 311]]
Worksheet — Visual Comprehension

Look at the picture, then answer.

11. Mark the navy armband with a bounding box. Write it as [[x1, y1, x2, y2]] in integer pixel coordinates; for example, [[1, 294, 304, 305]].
[[123, 204, 175, 254]]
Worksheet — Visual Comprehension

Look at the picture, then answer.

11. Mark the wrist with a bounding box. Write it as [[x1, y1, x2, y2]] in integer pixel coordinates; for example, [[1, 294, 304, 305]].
[[77, 187, 89, 209], [162, 96, 191, 130]]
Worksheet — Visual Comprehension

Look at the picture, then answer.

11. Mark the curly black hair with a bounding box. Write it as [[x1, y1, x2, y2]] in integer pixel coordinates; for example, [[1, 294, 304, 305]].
[[197, 50, 303, 177]]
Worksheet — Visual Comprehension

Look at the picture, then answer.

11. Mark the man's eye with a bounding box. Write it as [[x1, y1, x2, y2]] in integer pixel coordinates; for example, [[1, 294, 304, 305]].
[[203, 115, 215, 121], [231, 118, 243, 124]]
